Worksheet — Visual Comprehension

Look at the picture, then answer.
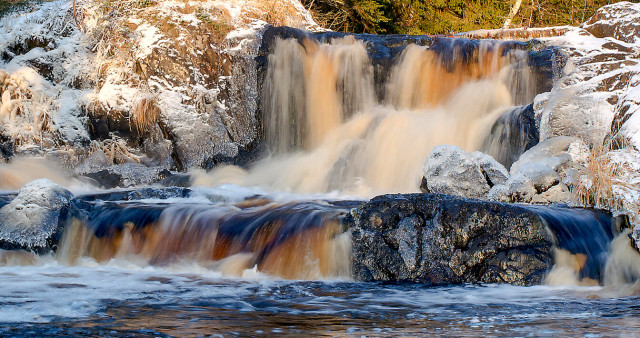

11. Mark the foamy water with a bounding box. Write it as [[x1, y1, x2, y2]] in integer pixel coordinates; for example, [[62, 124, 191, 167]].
[[2, 35, 640, 337], [196, 38, 536, 197], [2, 262, 640, 336]]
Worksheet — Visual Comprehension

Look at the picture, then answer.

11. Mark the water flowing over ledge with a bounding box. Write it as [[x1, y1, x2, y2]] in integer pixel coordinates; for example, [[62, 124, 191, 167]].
[[0, 185, 634, 289], [1, 1, 640, 335]]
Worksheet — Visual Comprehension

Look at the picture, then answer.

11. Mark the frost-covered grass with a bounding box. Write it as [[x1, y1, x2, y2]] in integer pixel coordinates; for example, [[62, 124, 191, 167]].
[[0, 0, 91, 152], [574, 146, 628, 209], [0, 0, 321, 181]]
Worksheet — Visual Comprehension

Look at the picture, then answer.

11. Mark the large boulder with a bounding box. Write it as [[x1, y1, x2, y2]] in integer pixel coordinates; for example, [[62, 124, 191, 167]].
[[421, 145, 508, 199], [611, 72, 640, 150], [0, 179, 73, 252], [349, 193, 555, 285], [582, 2, 640, 44]]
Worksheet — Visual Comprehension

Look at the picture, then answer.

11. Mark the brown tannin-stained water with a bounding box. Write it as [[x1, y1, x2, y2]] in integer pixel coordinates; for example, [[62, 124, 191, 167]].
[[0, 187, 639, 337], [197, 37, 537, 196], [2, 34, 640, 337], [56, 199, 352, 280]]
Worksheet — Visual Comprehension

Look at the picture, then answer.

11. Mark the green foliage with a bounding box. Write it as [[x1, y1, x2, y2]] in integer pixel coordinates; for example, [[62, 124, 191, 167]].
[[195, 7, 213, 23], [302, 0, 632, 35], [346, 0, 390, 33]]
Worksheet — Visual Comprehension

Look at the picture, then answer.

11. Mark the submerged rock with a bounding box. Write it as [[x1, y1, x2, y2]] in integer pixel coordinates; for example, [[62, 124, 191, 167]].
[[421, 145, 508, 199], [76, 187, 191, 203], [0, 179, 73, 252], [349, 193, 554, 285]]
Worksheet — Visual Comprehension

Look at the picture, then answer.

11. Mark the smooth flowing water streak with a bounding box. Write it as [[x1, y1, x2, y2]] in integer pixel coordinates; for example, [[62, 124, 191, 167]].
[[54, 198, 353, 280], [201, 38, 538, 196], [263, 37, 375, 152], [604, 229, 640, 286], [387, 42, 534, 110], [0, 157, 74, 190]]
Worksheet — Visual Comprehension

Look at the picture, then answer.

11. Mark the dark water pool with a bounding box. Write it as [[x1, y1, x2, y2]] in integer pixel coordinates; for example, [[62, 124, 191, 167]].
[[1, 264, 639, 337]]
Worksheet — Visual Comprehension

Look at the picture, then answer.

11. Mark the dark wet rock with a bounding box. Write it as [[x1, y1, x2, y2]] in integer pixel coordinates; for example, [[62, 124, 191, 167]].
[[0, 133, 14, 162], [157, 172, 192, 187], [582, 2, 640, 44], [0, 179, 73, 252], [482, 104, 539, 169], [83, 170, 123, 189], [420, 145, 508, 199], [84, 103, 146, 146], [76, 187, 191, 203], [349, 193, 554, 285]]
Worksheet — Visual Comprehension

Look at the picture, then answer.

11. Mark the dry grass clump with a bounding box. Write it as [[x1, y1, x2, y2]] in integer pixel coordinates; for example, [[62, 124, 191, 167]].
[[0, 69, 55, 146], [248, 0, 303, 27], [573, 146, 625, 209], [130, 95, 160, 134], [301, 0, 348, 31], [572, 142, 640, 226], [89, 138, 141, 164]]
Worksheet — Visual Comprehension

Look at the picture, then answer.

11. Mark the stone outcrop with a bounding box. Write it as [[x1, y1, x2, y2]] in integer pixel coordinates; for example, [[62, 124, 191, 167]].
[[582, 1, 640, 44], [535, 2, 640, 150], [349, 193, 555, 285]]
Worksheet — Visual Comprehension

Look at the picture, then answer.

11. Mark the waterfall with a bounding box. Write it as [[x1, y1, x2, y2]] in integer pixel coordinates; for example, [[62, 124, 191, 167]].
[[263, 37, 375, 153], [201, 37, 538, 196], [55, 199, 352, 280]]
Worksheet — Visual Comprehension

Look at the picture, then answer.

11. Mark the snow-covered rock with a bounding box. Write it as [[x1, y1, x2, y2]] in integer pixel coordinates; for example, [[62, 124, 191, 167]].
[[0, 179, 73, 251], [612, 72, 640, 150], [488, 137, 587, 204], [510, 136, 579, 173], [582, 1, 640, 44], [0, 0, 321, 182], [421, 145, 508, 199]]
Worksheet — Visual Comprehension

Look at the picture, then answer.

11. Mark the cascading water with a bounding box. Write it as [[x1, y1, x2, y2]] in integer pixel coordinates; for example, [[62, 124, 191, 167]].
[[263, 37, 374, 152], [55, 197, 352, 280], [2, 28, 640, 336], [198, 37, 539, 196]]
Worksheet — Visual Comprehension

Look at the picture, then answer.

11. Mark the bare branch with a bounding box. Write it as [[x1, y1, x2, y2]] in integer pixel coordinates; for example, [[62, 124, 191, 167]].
[[503, 0, 523, 29]]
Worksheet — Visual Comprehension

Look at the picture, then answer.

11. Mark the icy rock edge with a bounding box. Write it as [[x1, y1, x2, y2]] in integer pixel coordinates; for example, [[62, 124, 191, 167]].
[[0, 179, 72, 251]]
